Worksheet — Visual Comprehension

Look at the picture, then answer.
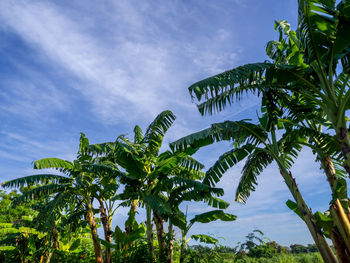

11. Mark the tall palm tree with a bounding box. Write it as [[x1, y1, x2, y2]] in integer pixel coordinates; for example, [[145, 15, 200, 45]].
[[171, 98, 337, 262], [169, 2, 350, 260]]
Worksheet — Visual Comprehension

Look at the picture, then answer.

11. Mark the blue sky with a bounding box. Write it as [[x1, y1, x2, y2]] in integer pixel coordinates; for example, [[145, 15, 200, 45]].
[[0, 0, 335, 246]]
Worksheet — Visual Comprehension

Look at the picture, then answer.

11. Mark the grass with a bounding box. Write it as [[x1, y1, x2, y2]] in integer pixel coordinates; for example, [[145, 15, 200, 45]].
[[221, 253, 323, 263]]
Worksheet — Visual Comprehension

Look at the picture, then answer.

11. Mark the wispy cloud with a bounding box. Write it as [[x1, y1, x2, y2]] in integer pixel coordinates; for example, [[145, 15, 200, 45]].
[[0, 0, 241, 124]]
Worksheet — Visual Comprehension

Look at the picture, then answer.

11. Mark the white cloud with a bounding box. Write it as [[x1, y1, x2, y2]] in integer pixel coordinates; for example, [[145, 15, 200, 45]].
[[0, 1, 241, 124]]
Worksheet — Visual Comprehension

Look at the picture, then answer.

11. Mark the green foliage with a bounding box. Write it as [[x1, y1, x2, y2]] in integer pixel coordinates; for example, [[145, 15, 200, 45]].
[[0, 188, 95, 263], [191, 234, 219, 245], [190, 210, 236, 224]]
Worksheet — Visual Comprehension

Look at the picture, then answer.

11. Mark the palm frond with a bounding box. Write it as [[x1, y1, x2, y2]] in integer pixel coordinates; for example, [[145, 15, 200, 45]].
[[196, 83, 265, 116], [109, 140, 146, 179], [297, 0, 337, 64], [212, 121, 269, 146], [332, 1, 350, 62], [82, 163, 121, 177], [170, 120, 268, 153], [162, 177, 210, 192], [190, 210, 236, 224], [86, 142, 115, 156], [143, 194, 171, 216], [203, 196, 230, 209], [203, 145, 255, 187], [189, 62, 274, 103], [34, 158, 74, 171], [12, 184, 70, 204], [235, 147, 273, 204], [37, 191, 74, 223], [178, 155, 205, 171], [169, 185, 225, 207], [153, 152, 204, 180], [133, 125, 144, 143], [2, 174, 70, 188], [191, 234, 219, 244], [170, 127, 219, 153], [172, 166, 206, 180], [144, 110, 176, 155]]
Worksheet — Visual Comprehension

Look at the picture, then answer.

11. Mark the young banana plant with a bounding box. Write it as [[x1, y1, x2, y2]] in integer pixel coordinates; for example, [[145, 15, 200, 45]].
[[178, 209, 236, 263]]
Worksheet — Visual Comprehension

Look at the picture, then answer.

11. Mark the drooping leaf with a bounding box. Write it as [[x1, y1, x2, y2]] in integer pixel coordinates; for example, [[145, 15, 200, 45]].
[[235, 147, 273, 204], [204, 196, 230, 209], [2, 174, 70, 189], [12, 184, 71, 204], [314, 211, 333, 238], [204, 145, 254, 187], [286, 199, 303, 220], [34, 158, 74, 171], [191, 234, 219, 244], [144, 110, 176, 155], [190, 210, 236, 224]]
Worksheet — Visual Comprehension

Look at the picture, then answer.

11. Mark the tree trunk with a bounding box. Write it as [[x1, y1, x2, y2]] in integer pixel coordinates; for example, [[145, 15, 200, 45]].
[[331, 228, 350, 263], [320, 156, 338, 192], [146, 205, 156, 261], [168, 222, 174, 263], [179, 230, 186, 263], [280, 170, 338, 263], [154, 211, 167, 262], [125, 199, 138, 235], [52, 224, 59, 250], [87, 206, 104, 263], [98, 198, 111, 263], [319, 155, 350, 261], [336, 127, 350, 175], [331, 199, 350, 253], [320, 155, 350, 212]]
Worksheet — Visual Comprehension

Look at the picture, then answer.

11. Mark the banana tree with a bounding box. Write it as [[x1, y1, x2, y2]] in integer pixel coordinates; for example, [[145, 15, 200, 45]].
[[283, 108, 350, 261], [260, 19, 350, 260], [171, 3, 350, 259], [171, 100, 337, 262], [143, 159, 230, 263], [2, 133, 122, 263], [87, 110, 232, 262], [87, 110, 176, 261], [188, 1, 350, 175]]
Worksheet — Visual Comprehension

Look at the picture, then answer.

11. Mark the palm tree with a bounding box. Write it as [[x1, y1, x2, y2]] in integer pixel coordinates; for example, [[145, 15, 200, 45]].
[[171, 101, 337, 262], [87, 110, 231, 262], [169, 2, 350, 260], [142, 149, 231, 263], [187, 1, 350, 174], [2, 133, 121, 263], [280, 97, 350, 261], [87, 110, 177, 261]]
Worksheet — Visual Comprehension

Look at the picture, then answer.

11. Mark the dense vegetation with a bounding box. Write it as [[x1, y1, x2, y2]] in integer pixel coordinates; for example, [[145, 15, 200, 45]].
[[1, 0, 350, 262]]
